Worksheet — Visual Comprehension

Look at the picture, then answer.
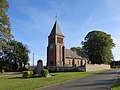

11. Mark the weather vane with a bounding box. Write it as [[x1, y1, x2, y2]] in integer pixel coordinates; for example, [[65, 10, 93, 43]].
[[55, 13, 57, 20]]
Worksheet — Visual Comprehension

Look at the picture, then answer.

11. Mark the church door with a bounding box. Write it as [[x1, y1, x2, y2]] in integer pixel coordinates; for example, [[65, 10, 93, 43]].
[[72, 59, 75, 66]]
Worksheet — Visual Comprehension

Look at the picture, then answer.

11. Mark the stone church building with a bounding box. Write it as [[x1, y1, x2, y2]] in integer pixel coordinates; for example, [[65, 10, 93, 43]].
[[47, 21, 89, 68]]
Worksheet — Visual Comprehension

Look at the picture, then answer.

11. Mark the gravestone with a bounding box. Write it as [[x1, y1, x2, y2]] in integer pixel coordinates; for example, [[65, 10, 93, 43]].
[[36, 60, 43, 76]]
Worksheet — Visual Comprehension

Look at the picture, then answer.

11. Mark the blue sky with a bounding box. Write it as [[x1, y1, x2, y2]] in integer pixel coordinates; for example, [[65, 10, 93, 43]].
[[7, 0, 120, 65]]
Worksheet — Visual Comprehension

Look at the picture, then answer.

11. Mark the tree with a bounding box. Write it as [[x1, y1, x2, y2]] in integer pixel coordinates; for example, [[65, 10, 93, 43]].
[[71, 47, 83, 52], [0, 0, 13, 72], [82, 30, 115, 64], [11, 40, 30, 70], [1, 40, 30, 71], [0, 0, 13, 48]]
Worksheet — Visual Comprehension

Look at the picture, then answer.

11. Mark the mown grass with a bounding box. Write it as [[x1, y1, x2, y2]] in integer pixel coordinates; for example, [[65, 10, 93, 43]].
[[0, 72, 8, 75], [111, 75, 120, 90], [0, 70, 108, 90]]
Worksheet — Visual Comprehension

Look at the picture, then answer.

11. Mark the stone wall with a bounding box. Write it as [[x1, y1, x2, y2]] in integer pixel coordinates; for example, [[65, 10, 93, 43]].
[[48, 66, 85, 72], [48, 64, 110, 72], [85, 64, 110, 72]]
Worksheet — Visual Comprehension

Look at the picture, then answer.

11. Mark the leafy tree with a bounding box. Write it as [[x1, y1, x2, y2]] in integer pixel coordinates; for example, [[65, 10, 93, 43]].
[[82, 30, 115, 64], [1, 40, 30, 71], [71, 47, 83, 52], [0, 0, 13, 72], [0, 0, 13, 48], [11, 40, 30, 70]]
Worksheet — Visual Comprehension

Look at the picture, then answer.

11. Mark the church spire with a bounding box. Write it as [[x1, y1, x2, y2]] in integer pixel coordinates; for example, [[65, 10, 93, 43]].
[[49, 21, 64, 36]]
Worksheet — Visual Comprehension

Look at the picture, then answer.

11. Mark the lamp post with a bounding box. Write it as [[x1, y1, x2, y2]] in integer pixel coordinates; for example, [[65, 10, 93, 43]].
[[32, 52, 41, 67]]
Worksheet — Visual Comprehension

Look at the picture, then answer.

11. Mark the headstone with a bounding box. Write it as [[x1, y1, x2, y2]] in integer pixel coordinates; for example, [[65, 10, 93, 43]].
[[37, 60, 43, 76]]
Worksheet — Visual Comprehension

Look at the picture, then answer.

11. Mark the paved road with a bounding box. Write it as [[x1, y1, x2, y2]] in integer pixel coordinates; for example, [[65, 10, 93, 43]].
[[38, 69, 120, 90]]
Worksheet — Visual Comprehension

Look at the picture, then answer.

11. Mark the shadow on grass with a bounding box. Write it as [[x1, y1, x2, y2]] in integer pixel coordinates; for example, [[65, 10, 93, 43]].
[[8, 74, 57, 79], [50, 74, 57, 76], [8, 76, 43, 79], [8, 77, 24, 79]]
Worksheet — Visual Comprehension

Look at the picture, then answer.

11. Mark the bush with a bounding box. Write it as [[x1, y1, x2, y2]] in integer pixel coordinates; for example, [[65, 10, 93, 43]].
[[41, 69, 49, 77], [33, 68, 37, 75], [22, 71, 33, 78], [22, 67, 29, 71]]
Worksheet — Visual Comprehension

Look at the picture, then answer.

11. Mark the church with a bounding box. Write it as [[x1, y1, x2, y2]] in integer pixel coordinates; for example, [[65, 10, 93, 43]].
[[47, 21, 89, 68]]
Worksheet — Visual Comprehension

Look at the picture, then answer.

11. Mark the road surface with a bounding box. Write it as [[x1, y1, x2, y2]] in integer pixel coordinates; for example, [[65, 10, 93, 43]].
[[38, 69, 120, 90]]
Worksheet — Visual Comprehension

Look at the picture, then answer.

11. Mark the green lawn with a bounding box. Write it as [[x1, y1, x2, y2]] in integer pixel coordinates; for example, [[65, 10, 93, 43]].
[[111, 75, 120, 90], [0, 70, 108, 90], [0, 72, 8, 75]]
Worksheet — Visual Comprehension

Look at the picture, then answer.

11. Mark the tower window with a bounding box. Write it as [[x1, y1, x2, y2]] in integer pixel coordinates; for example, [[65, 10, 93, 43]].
[[49, 37, 55, 44], [57, 37, 63, 43]]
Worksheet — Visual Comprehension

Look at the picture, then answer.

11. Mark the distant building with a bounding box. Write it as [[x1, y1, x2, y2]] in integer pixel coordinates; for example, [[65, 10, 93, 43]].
[[47, 21, 89, 68]]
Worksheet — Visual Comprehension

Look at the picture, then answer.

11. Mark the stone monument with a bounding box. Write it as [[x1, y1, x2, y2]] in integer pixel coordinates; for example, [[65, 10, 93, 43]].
[[36, 60, 43, 76]]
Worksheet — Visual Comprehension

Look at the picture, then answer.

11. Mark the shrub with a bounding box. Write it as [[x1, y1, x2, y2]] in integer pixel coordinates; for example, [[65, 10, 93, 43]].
[[22, 71, 33, 78], [22, 67, 29, 71], [33, 68, 37, 75], [41, 69, 49, 77]]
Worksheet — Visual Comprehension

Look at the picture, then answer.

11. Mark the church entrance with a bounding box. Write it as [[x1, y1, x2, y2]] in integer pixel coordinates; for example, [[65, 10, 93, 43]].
[[72, 59, 75, 66]]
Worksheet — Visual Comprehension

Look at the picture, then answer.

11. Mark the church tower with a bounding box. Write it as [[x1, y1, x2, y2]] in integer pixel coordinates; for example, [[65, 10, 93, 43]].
[[47, 21, 65, 67]]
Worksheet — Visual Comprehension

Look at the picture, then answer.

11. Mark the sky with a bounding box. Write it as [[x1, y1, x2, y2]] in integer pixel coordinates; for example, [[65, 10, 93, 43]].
[[7, 0, 120, 65]]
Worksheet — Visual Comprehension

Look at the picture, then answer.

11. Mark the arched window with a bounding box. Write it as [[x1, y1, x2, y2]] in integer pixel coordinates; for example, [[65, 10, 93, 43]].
[[78, 60, 79, 65], [68, 60, 70, 65]]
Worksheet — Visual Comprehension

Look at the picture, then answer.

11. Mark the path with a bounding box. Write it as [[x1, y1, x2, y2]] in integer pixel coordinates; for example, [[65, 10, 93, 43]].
[[0, 72, 21, 78], [38, 69, 120, 90]]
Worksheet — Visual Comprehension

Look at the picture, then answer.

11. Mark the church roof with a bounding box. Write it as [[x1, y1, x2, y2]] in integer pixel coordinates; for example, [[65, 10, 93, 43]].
[[65, 49, 82, 59], [49, 21, 64, 36], [71, 50, 88, 59], [77, 51, 88, 59]]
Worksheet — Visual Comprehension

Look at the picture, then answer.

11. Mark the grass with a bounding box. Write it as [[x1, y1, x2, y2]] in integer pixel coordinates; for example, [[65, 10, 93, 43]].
[[0, 70, 108, 90], [111, 75, 120, 90], [0, 72, 8, 75]]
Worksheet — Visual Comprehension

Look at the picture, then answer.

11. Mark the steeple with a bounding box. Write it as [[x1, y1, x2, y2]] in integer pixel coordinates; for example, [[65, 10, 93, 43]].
[[47, 20, 65, 67], [49, 21, 64, 36]]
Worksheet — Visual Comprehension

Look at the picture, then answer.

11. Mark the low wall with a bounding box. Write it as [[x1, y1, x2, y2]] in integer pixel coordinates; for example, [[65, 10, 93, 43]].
[[85, 64, 110, 72], [48, 64, 110, 72], [48, 66, 85, 72]]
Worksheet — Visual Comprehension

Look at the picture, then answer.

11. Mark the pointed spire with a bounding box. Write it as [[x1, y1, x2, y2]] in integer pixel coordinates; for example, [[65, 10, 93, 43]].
[[49, 21, 64, 36]]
